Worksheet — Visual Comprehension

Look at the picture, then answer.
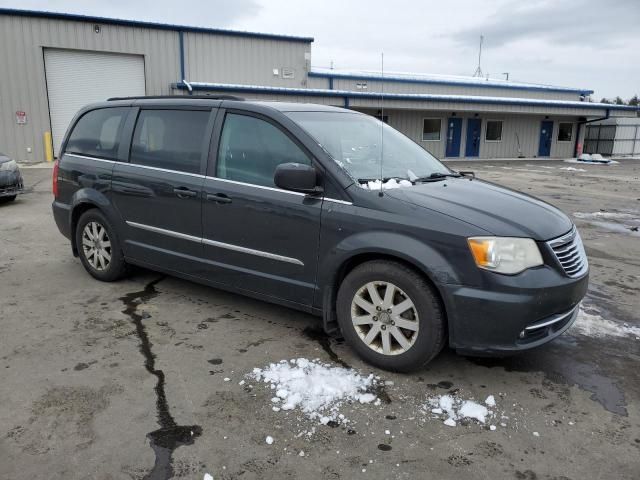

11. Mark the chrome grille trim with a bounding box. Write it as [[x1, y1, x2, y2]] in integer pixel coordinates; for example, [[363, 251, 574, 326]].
[[547, 226, 588, 278]]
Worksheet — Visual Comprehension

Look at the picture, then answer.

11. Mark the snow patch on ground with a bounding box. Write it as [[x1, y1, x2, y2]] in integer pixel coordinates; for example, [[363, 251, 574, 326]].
[[250, 358, 378, 425], [573, 211, 635, 220], [573, 211, 640, 236], [427, 394, 496, 426], [564, 157, 618, 165], [559, 166, 586, 172], [572, 305, 640, 339], [360, 178, 413, 190], [458, 400, 489, 423]]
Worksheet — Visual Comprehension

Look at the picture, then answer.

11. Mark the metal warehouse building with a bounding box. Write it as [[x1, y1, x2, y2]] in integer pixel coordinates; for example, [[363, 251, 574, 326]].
[[1, 8, 637, 164]]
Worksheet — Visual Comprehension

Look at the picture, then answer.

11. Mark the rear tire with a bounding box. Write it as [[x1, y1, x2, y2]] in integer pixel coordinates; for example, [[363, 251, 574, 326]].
[[336, 260, 445, 372], [75, 209, 128, 282], [0, 195, 16, 203]]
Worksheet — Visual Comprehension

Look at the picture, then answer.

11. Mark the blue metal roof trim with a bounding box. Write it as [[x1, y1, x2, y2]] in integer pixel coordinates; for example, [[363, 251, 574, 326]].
[[0, 8, 314, 43], [173, 82, 638, 111], [308, 70, 594, 96]]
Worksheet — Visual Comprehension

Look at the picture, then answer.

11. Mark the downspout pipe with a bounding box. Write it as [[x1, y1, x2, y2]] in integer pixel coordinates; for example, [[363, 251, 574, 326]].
[[178, 30, 193, 95], [574, 108, 610, 157]]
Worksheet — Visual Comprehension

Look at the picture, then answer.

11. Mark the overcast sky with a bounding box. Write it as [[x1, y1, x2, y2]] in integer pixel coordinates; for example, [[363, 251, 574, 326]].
[[3, 0, 639, 99]]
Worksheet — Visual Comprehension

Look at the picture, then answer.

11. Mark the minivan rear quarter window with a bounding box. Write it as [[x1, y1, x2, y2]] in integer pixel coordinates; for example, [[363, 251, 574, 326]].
[[217, 113, 311, 187], [130, 109, 211, 174], [66, 107, 128, 160]]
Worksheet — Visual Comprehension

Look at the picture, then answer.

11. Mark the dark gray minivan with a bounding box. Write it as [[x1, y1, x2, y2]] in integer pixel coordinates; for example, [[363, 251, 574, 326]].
[[52, 97, 588, 371]]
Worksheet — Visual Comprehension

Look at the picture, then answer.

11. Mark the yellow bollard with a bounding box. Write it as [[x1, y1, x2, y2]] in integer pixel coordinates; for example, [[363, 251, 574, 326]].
[[44, 131, 54, 162]]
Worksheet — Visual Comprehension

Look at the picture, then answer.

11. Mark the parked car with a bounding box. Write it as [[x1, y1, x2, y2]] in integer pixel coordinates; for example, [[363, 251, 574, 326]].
[[0, 152, 24, 202], [52, 97, 588, 371]]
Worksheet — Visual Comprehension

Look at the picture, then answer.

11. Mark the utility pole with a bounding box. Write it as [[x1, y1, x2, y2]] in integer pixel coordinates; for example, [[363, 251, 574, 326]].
[[473, 35, 484, 77]]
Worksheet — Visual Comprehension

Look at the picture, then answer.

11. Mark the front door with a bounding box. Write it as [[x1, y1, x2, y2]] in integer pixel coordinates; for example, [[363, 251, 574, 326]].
[[445, 117, 462, 157], [465, 118, 481, 157], [538, 120, 554, 157], [200, 110, 322, 307], [111, 108, 214, 275]]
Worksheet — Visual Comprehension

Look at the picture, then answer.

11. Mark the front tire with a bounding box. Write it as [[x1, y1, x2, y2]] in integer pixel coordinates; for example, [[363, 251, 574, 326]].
[[336, 260, 445, 372], [0, 195, 17, 203], [75, 209, 127, 282]]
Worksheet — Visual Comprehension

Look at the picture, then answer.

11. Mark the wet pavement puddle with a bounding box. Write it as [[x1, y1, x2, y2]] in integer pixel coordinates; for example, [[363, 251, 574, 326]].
[[120, 277, 202, 480]]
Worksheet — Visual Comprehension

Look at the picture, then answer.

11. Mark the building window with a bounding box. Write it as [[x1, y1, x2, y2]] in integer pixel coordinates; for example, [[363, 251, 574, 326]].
[[558, 122, 573, 142], [485, 120, 503, 142], [422, 118, 441, 141]]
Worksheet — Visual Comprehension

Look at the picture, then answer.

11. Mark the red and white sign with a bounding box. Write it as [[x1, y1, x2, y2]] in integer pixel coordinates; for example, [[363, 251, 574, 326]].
[[16, 111, 27, 125]]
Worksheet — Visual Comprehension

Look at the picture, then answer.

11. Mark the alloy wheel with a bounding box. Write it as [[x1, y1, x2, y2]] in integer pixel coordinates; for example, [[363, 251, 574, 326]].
[[350, 281, 419, 355], [81, 221, 112, 271]]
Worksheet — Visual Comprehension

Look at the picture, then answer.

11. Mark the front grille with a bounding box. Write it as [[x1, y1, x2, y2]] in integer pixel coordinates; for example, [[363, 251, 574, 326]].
[[547, 227, 588, 278]]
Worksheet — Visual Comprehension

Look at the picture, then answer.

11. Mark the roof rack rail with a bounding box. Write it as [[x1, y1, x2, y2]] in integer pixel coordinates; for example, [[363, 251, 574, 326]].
[[107, 94, 244, 101]]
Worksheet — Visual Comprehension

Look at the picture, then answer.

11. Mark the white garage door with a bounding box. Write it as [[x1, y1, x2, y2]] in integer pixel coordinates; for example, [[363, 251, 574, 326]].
[[44, 49, 145, 156]]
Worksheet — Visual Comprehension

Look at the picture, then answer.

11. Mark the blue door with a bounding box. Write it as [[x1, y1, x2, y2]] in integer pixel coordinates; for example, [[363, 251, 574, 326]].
[[465, 118, 481, 157], [538, 120, 554, 157], [445, 118, 462, 157]]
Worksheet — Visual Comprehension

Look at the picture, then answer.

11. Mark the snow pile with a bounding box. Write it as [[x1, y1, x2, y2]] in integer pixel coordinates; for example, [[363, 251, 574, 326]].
[[572, 305, 640, 339], [250, 358, 378, 425], [361, 178, 413, 190], [578, 153, 611, 163], [427, 394, 496, 427]]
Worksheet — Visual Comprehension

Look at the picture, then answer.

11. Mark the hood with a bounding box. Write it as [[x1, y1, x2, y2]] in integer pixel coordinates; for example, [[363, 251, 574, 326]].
[[384, 177, 572, 241]]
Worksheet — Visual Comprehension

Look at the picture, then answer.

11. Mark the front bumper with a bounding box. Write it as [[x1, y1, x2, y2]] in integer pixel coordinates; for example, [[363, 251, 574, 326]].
[[441, 265, 588, 355], [0, 169, 23, 197]]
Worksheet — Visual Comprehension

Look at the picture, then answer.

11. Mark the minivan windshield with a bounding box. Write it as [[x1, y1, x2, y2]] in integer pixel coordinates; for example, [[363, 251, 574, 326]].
[[286, 111, 450, 183]]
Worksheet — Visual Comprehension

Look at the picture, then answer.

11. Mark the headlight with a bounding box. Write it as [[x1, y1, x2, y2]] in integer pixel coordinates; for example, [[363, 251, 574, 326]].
[[467, 237, 543, 275], [0, 159, 18, 171]]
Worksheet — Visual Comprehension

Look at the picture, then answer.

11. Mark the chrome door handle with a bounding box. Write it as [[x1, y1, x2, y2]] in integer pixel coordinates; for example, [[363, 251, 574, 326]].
[[173, 187, 197, 198], [206, 193, 232, 204]]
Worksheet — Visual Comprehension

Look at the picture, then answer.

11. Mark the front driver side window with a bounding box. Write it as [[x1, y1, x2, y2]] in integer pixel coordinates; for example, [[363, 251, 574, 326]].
[[217, 113, 311, 187]]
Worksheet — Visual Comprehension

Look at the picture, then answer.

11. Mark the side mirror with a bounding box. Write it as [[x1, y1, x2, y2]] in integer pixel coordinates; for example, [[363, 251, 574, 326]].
[[274, 163, 322, 194]]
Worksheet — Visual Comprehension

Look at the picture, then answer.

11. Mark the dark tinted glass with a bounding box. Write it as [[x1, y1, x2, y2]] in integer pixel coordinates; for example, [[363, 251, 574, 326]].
[[66, 107, 128, 160], [485, 121, 503, 141], [130, 109, 210, 174], [217, 113, 310, 187], [558, 123, 573, 142], [422, 119, 441, 141]]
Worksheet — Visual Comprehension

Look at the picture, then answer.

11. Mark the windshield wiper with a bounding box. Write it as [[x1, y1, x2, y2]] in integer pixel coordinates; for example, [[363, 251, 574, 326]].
[[413, 172, 462, 182]]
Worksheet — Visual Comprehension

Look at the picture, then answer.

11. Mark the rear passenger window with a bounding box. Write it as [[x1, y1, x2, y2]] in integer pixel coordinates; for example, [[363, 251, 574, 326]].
[[66, 108, 128, 160], [130, 110, 211, 174], [217, 113, 311, 187]]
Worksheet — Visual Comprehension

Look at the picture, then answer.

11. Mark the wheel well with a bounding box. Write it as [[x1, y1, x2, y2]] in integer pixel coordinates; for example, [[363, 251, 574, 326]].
[[327, 253, 449, 335], [70, 203, 98, 256]]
